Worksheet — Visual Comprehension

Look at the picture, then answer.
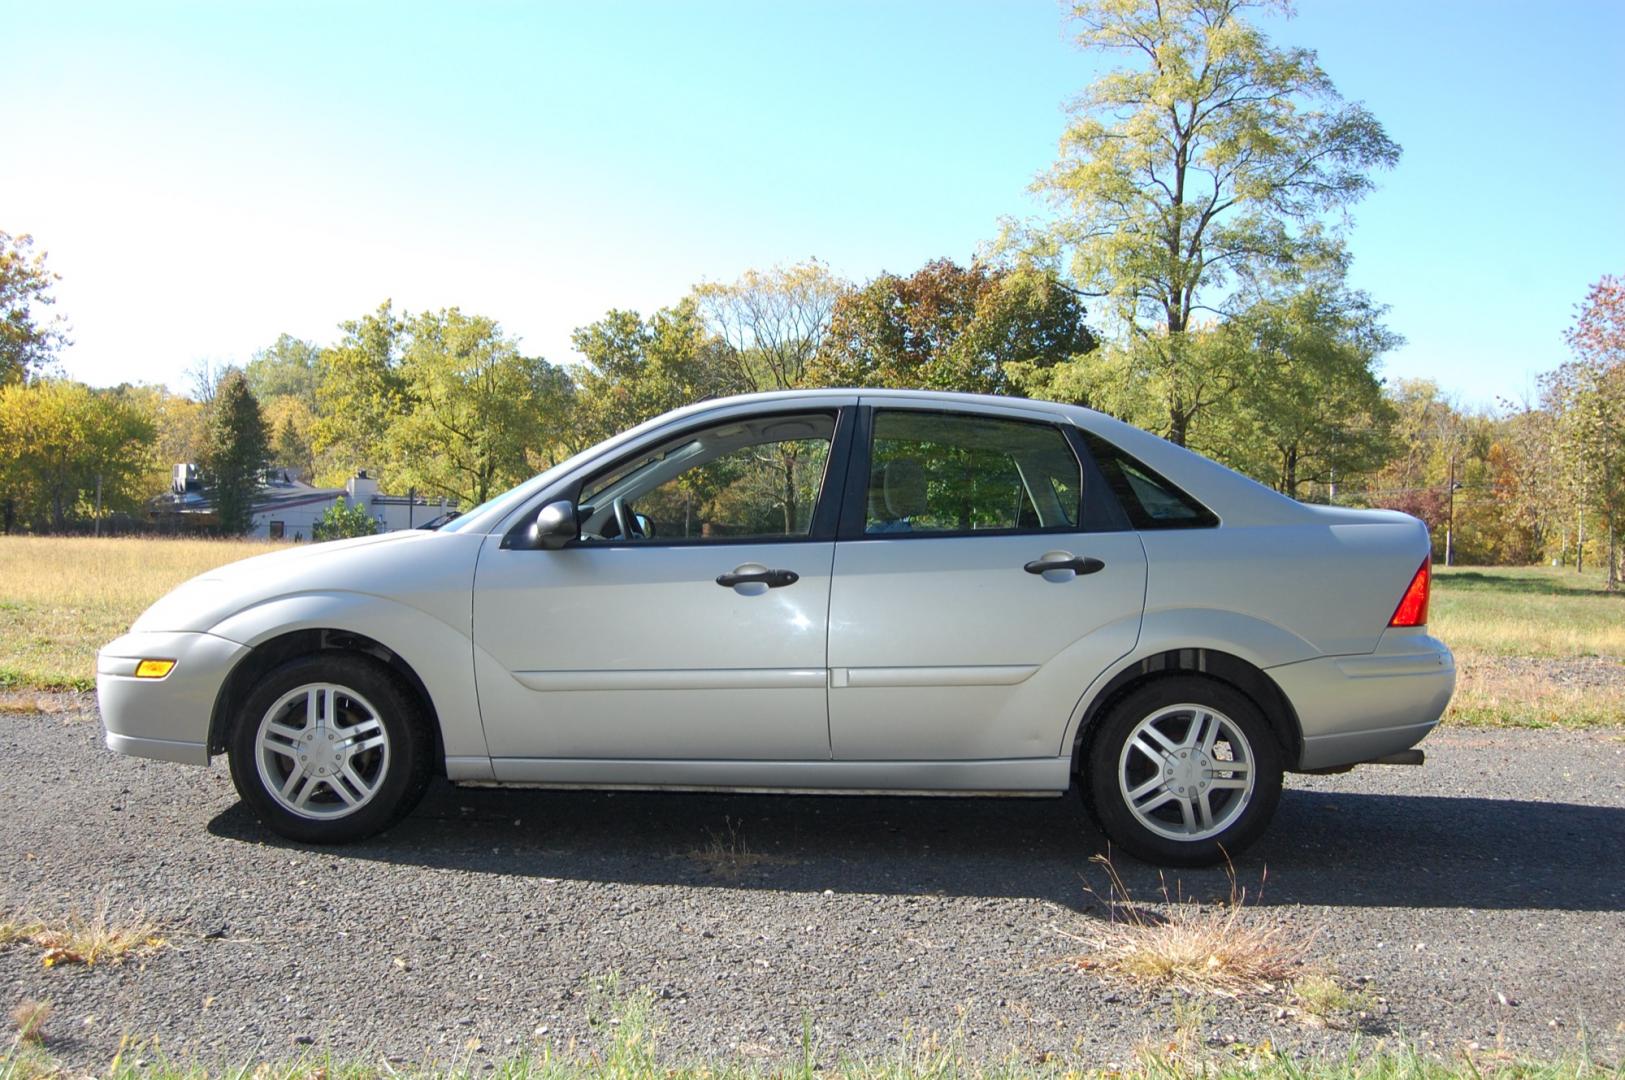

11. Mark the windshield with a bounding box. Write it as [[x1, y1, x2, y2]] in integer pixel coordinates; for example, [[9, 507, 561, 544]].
[[434, 488, 523, 533]]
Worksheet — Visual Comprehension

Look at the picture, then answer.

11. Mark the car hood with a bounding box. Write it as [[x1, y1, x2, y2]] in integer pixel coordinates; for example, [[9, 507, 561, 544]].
[[130, 530, 481, 636]]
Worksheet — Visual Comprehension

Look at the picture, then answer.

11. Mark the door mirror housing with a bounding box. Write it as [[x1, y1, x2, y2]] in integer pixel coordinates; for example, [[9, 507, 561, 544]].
[[526, 499, 579, 550]]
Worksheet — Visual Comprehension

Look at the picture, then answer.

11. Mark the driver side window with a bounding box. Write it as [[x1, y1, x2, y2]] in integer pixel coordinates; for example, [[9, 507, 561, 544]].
[[578, 413, 835, 543]]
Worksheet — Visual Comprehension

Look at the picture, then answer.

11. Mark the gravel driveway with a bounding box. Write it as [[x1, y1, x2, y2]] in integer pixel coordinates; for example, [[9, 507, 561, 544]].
[[2, 702, 1622, 1069]]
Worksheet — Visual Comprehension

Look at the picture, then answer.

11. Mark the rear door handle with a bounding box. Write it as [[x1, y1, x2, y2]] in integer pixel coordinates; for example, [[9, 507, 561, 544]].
[[716, 568, 800, 588], [1023, 556, 1105, 576]]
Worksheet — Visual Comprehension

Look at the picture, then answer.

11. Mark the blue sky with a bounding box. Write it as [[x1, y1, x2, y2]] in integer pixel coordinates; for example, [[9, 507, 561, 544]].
[[4, 0, 1622, 408]]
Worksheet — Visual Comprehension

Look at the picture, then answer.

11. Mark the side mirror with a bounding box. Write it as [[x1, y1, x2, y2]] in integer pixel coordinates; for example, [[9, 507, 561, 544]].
[[527, 499, 579, 550]]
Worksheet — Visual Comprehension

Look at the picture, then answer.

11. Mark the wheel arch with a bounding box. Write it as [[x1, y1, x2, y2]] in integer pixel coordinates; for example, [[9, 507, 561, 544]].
[[207, 628, 447, 773], [202, 591, 486, 766], [1067, 647, 1303, 777]]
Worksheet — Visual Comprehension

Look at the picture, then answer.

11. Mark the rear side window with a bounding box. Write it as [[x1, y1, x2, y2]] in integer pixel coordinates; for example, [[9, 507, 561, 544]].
[[1079, 430, 1218, 529], [864, 410, 1082, 535]]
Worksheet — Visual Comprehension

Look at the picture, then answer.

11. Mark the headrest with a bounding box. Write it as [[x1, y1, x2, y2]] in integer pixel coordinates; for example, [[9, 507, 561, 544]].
[[883, 457, 928, 520]]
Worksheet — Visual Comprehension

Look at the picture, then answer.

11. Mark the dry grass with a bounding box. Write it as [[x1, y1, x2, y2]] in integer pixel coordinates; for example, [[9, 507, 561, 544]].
[[687, 817, 785, 880], [0, 902, 166, 967], [1448, 662, 1625, 729], [1290, 972, 1377, 1030], [0, 536, 285, 691], [1431, 566, 1625, 729], [7, 1001, 49, 1047], [1065, 858, 1311, 997]]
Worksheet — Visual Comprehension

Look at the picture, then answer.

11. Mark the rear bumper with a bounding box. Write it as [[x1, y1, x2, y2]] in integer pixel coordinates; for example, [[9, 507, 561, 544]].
[[96, 631, 247, 766], [1269, 629, 1456, 771]]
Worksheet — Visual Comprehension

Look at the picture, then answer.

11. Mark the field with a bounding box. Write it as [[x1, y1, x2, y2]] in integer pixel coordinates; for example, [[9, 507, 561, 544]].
[[0, 536, 1621, 728], [0, 536, 289, 692], [1431, 565, 1625, 728]]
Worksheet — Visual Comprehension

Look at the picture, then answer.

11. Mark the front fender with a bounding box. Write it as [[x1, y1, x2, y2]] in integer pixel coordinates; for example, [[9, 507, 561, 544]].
[[208, 591, 488, 760]]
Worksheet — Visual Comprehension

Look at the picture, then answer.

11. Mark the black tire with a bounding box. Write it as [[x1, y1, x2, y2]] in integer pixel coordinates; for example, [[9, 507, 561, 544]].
[[227, 653, 433, 844], [1082, 675, 1284, 867]]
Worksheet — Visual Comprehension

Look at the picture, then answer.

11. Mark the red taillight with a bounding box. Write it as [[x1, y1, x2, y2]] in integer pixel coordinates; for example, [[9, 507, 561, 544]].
[[1389, 559, 1431, 627]]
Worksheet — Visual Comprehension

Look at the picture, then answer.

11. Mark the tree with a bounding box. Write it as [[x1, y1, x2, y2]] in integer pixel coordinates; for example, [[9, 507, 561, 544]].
[[1550, 276, 1625, 586], [809, 259, 1095, 395], [246, 334, 321, 408], [571, 298, 744, 445], [312, 497, 378, 541], [271, 408, 314, 480], [0, 230, 69, 385], [199, 370, 270, 534], [313, 301, 406, 485], [184, 358, 239, 405], [118, 384, 207, 501], [1203, 273, 1399, 497], [696, 261, 848, 392], [1024, 0, 1400, 445], [382, 308, 573, 507], [0, 380, 154, 530]]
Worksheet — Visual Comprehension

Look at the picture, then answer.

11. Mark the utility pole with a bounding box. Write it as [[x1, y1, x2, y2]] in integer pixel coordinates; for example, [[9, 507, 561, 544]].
[[1445, 456, 1456, 567], [95, 473, 103, 538]]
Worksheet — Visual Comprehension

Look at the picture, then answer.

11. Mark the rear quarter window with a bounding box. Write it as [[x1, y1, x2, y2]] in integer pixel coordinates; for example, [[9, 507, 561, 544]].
[[1079, 430, 1219, 530]]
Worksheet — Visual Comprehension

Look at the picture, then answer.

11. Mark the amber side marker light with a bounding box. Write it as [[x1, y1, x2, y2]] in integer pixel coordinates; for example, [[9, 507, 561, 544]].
[[1388, 559, 1431, 627], [134, 659, 175, 679]]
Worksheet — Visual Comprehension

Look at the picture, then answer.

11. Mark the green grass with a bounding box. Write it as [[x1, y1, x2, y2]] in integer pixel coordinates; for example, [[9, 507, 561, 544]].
[[1, 1051, 1617, 1080], [1431, 566, 1625, 659], [1, 1033, 1618, 1080], [1, 993, 1619, 1080]]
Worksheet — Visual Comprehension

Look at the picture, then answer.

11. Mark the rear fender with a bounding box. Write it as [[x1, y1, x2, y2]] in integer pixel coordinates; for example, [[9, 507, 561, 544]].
[[1060, 607, 1316, 758]]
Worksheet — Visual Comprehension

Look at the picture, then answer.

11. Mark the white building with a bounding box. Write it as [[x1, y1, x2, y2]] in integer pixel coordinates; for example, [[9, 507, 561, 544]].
[[155, 466, 455, 539]]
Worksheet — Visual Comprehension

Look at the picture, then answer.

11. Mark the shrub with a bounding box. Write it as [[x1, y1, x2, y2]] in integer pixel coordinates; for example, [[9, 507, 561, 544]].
[[312, 497, 378, 541]]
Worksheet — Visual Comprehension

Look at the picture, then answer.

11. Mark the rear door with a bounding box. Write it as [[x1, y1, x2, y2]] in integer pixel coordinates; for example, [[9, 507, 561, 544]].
[[826, 402, 1147, 761]]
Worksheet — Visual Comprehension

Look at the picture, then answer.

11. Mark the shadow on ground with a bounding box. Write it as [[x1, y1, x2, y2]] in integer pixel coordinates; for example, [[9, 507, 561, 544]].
[[1438, 570, 1625, 598], [208, 781, 1625, 914]]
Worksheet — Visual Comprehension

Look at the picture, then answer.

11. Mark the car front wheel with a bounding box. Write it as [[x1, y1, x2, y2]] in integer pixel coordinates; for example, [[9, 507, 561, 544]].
[[227, 653, 432, 844], [1084, 676, 1283, 866]]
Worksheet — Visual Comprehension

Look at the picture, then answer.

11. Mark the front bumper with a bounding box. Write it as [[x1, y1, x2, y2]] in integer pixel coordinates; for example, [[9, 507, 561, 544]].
[[1269, 628, 1456, 771], [96, 631, 248, 765]]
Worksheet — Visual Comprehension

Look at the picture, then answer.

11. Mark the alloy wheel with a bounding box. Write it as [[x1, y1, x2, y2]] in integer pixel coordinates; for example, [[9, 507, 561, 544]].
[[254, 683, 392, 820], [1116, 703, 1255, 842]]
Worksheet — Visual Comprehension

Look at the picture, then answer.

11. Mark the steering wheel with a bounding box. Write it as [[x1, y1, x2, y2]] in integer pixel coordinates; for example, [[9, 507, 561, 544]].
[[612, 496, 645, 541]]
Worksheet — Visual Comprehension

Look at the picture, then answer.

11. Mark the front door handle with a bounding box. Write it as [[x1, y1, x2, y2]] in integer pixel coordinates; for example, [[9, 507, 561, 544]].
[[716, 568, 800, 588], [1023, 555, 1105, 576]]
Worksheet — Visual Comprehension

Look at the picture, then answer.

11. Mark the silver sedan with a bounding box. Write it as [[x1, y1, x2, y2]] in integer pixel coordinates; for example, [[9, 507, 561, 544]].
[[97, 390, 1454, 865]]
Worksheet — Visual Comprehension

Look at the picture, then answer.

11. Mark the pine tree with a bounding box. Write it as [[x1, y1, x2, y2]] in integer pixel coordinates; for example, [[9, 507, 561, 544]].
[[200, 369, 270, 535], [274, 413, 312, 480]]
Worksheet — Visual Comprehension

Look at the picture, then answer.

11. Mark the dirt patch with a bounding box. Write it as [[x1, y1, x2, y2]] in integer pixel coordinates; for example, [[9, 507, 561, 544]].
[[1465, 654, 1625, 691]]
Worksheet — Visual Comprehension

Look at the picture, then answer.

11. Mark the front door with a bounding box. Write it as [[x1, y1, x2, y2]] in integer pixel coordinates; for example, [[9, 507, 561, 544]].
[[826, 404, 1147, 761], [473, 409, 849, 761]]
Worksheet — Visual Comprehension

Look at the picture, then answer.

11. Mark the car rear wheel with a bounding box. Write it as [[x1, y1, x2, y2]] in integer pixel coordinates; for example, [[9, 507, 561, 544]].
[[1083, 676, 1283, 866], [227, 653, 432, 844]]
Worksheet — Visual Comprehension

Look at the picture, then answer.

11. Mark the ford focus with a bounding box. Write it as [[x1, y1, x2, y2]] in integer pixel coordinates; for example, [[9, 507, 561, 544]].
[[97, 390, 1454, 865]]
